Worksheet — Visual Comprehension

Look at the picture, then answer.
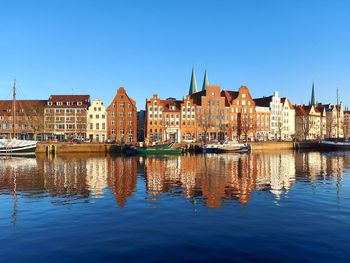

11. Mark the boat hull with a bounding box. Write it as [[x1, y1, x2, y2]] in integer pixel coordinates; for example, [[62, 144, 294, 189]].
[[217, 146, 250, 153], [320, 140, 350, 150], [136, 148, 183, 155], [0, 139, 37, 156]]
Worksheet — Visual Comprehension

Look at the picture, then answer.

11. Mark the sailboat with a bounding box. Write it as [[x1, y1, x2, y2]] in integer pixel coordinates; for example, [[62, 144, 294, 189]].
[[320, 88, 350, 150], [0, 80, 37, 156]]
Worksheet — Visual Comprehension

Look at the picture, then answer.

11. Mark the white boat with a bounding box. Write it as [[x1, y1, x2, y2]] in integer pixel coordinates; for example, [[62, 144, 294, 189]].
[[0, 80, 37, 156], [217, 140, 250, 153], [0, 139, 37, 156]]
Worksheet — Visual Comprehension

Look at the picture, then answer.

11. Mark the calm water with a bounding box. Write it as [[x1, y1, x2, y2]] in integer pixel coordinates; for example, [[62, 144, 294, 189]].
[[0, 151, 349, 262]]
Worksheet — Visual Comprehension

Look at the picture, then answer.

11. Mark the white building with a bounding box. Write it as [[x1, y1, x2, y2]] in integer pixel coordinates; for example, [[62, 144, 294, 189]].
[[254, 91, 295, 140], [87, 98, 107, 142], [281, 98, 295, 140]]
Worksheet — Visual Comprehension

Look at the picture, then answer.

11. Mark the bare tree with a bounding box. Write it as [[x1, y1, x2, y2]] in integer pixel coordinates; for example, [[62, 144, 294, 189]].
[[299, 115, 314, 141], [25, 105, 45, 140], [197, 107, 212, 144]]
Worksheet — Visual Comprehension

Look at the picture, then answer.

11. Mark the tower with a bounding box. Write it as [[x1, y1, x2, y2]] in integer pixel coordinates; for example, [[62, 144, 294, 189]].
[[202, 70, 209, 91], [310, 82, 316, 105], [188, 68, 198, 95]]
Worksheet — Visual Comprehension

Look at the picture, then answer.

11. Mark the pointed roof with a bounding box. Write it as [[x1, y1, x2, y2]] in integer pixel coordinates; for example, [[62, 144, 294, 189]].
[[202, 70, 209, 91], [188, 68, 198, 95], [310, 82, 316, 105]]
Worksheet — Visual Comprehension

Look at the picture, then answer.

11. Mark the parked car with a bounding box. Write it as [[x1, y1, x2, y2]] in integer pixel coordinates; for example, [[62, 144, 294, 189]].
[[72, 139, 81, 144]]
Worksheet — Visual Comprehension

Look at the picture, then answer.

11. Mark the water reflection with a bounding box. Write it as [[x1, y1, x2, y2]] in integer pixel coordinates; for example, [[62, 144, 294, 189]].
[[0, 151, 346, 211]]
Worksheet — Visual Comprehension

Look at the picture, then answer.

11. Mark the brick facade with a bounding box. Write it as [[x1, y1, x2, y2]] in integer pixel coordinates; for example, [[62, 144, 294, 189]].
[[107, 87, 137, 143]]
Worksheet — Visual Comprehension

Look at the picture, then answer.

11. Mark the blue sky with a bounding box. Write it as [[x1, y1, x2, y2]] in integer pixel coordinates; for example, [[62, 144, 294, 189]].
[[0, 0, 349, 108]]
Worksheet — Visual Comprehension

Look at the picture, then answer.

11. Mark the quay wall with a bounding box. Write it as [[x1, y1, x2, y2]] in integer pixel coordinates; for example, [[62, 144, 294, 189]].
[[36, 143, 123, 154], [249, 141, 294, 151]]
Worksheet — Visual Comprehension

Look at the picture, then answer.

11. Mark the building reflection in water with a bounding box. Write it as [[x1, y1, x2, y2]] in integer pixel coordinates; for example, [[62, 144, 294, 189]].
[[0, 151, 347, 212], [143, 151, 345, 208], [107, 157, 137, 207]]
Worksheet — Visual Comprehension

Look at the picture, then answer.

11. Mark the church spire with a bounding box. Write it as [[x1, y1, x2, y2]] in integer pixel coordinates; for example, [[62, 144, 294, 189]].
[[188, 67, 198, 95], [202, 70, 209, 91], [310, 82, 316, 105]]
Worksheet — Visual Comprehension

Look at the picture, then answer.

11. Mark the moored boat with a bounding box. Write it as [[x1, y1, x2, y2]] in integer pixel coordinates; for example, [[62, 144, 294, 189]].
[[199, 143, 219, 153], [217, 140, 250, 153], [0, 139, 37, 156], [130, 144, 183, 155], [0, 80, 37, 156], [319, 140, 350, 150]]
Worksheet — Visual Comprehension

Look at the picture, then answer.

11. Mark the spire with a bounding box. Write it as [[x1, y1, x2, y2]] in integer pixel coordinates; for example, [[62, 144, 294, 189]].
[[202, 70, 209, 91], [310, 82, 316, 105], [188, 68, 198, 95]]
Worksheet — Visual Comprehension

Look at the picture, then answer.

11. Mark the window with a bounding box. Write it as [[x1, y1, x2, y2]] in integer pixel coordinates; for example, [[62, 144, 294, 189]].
[[120, 103, 124, 108], [94, 107, 97, 111], [96, 123, 99, 130], [96, 114, 99, 119], [56, 102, 62, 106], [102, 123, 105, 129], [120, 95, 124, 99], [48, 102, 53, 106], [90, 123, 93, 129], [77, 102, 82, 106]]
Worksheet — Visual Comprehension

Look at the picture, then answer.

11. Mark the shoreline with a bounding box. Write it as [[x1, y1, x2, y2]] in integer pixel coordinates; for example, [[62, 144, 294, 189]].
[[36, 141, 326, 155]]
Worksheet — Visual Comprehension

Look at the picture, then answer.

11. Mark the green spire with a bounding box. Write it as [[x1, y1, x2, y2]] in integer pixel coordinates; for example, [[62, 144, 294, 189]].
[[188, 68, 198, 95], [202, 70, 209, 91], [310, 82, 316, 105]]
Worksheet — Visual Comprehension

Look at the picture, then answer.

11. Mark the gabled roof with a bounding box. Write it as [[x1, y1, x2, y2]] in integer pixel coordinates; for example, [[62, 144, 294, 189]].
[[253, 96, 273, 107], [0, 100, 46, 115], [48, 95, 90, 102], [295, 105, 312, 116], [161, 99, 182, 112], [221, 90, 239, 106], [281, 97, 295, 109], [190, 90, 206, 106]]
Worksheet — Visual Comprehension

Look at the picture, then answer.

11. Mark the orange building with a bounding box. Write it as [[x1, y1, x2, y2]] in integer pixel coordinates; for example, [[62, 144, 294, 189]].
[[144, 70, 270, 143], [145, 95, 182, 143], [222, 85, 257, 141], [107, 87, 137, 143]]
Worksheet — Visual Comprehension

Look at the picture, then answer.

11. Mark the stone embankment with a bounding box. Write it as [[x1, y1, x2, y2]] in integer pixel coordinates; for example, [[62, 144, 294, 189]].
[[37, 142, 123, 154]]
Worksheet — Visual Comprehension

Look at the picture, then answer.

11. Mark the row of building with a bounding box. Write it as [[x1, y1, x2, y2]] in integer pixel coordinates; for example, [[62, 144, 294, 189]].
[[0, 71, 349, 142]]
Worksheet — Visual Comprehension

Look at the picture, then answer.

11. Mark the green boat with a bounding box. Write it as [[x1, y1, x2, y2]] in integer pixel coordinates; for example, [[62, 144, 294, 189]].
[[136, 144, 183, 155]]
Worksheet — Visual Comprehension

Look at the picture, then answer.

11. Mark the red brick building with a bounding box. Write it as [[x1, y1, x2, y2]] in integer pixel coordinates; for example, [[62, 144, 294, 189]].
[[0, 100, 46, 140], [144, 70, 271, 143], [107, 87, 137, 143]]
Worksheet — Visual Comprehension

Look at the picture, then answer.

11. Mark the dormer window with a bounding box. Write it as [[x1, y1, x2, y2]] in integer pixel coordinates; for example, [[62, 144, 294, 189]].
[[77, 102, 82, 106], [56, 102, 62, 106], [48, 102, 53, 106], [67, 102, 72, 106]]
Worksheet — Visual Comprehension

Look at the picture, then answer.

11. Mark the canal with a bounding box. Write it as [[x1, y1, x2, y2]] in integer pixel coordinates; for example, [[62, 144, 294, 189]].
[[0, 151, 349, 262]]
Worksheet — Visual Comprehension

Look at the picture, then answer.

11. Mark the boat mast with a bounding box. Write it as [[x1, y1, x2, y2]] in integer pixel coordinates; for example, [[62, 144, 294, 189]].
[[12, 79, 16, 139], [336, 87, 339, 139]]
